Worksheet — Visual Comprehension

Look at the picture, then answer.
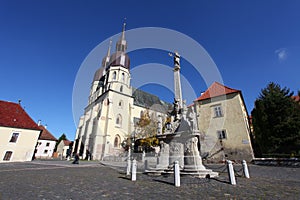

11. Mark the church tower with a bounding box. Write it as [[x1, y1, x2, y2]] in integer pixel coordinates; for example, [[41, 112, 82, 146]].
[[73, 23, 134, 160]]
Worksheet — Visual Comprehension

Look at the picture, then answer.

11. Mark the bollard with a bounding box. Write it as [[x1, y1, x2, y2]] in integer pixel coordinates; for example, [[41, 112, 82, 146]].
[[144, 159, 148, 172], [227, 160, 236, 185], [242, 160, 250, 178], [126, 159, 131, 176], [131, 159, 137, 181], [174, 161, 180, 187]]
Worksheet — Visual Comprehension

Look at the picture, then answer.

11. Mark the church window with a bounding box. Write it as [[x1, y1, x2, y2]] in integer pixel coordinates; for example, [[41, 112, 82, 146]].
[[213, 105, 223, 118], [120, 86, 123, 92], [114, 135, 121, 148], [9, 132, 19, 143], [116, 114, 122, 127], [121, 73, 125, 82], [118, 100, 123, 108], [3, 151, 13, 161], [112, 71, 117, 80], [217, 130, 227, 139]]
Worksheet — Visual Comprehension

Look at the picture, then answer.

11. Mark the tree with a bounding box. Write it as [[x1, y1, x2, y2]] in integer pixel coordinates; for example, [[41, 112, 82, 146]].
[[251, 82, 300, 156], [134, 109, 159, 152], [55, 133, 67, 152]]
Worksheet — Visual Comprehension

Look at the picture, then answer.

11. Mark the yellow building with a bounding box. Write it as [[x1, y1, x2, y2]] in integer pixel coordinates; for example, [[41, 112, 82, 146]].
[[194, 82, 254, 162], [0, 100, 41, 162]]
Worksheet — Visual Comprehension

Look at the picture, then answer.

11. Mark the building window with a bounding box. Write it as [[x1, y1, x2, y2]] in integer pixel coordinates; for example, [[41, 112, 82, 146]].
[[3, 151, 13, 161], [44, 150, 48, 154], [121, 72, 125, 82], [116, 114, 122, 127], [118, 100, 123, 108], [114, 135, 121, 148], [112, 71, 117, 80], [213, 105, 223, 117], [46, 142, 50, 147], [217, 130, 227, 139], [120, 86, 123, 92], [9, 133, 19, 143]]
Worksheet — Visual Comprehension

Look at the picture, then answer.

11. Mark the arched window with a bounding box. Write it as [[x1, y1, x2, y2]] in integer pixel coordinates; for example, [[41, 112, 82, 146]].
[[121, 72, 125, 82], [118, 100, 123, 108], [120, 86, 123, 92], [116, 114, 122, 127], [114, 135, 121, 148], [112, 71, 117, 80]]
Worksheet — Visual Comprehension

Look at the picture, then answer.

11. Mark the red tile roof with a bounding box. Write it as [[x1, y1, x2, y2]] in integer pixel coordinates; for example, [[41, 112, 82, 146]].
[[0, 100, 40, 130], [38, 125, 57, 141], [195, 82, 240, 101], [292, 96, 300, 102], [63, 140, 71, 146]]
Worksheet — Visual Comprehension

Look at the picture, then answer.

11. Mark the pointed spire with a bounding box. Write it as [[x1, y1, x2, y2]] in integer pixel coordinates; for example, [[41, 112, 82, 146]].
[[107, 38, 112, 57], [121, 22, 126, 41], [102, 39, 113, 68], [116, 21, 127, 52]]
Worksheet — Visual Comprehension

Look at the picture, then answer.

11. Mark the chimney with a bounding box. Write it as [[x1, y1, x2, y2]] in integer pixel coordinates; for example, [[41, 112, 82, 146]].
[[37, 120, 41, 126], [45, 124, 48, 129]]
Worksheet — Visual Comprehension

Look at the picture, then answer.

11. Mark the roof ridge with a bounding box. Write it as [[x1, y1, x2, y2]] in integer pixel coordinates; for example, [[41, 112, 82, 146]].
[[195, 82, 240, 101]]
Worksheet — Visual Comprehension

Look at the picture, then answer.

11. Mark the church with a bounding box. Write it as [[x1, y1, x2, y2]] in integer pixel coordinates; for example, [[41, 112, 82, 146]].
[[72, 24, 254, 162], [72, 24, 170, 160]]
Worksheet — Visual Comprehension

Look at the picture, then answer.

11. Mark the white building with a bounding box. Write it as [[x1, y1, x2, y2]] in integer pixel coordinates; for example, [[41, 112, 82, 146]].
[[72, 24, 170, 160], [34, 125, 57, 159], [0, 100, 41, 162]]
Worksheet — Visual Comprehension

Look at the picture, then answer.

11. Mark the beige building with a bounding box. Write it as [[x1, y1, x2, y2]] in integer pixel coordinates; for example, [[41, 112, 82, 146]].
[[0, 100, 41, 162], [194, 82, 254, 162], [35, 125, 57, 159], [56, 139, 71, 158]]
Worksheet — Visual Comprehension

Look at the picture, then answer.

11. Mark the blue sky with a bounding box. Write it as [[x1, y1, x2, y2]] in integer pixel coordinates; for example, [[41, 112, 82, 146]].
[[1, 0, 300, 140]]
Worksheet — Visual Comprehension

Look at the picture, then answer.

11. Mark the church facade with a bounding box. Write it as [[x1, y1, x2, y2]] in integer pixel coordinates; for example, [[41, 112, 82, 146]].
[[72, 24, 170, 160]]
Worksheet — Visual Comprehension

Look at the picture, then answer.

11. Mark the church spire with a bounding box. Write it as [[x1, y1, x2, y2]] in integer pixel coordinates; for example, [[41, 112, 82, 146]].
[[116, 22, 127, 52], [102, 39, 112, 68]]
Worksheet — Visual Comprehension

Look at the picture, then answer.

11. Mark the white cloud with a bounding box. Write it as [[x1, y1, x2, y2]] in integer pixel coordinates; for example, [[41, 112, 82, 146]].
[[275, 48, 288, 61]]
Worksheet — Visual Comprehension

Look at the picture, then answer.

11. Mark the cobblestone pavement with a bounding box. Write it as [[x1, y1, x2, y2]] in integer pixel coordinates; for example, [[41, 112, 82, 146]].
[[0, 160, 299, 200]]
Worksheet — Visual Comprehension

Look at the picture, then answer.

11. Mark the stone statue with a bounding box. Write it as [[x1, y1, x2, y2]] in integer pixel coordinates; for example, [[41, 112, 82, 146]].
[[157, 115, 163, 134], [174, 52, 180, 66], [188, 106, 198, 132], [172, 98, 180, 121]]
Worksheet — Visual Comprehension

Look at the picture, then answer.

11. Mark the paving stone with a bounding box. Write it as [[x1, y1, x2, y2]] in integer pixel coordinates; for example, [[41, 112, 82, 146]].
[[0, 161, 299, 199]]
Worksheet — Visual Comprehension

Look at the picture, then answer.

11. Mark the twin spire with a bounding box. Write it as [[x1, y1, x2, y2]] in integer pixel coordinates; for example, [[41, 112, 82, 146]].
[[102, 22, 127, 68], [116, 22, 127, 52]]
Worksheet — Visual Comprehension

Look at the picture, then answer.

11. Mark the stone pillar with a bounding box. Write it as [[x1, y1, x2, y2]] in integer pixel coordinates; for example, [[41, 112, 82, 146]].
[[156, 141, 169, 169], [169, 142, 184, 168], [184, 137, 206, 170]]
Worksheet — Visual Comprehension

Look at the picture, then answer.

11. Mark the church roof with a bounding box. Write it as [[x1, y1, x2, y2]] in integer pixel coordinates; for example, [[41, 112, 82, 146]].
[[0, 100, 40, 130], [93, 67, 105, 82], [195, 82, 240, 101], [38, 125, 57, 141], [132, 88, 172, 113]]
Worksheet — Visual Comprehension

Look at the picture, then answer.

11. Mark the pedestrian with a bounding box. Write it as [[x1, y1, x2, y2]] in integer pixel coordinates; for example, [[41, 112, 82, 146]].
[[72, 153, 79, 164]]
